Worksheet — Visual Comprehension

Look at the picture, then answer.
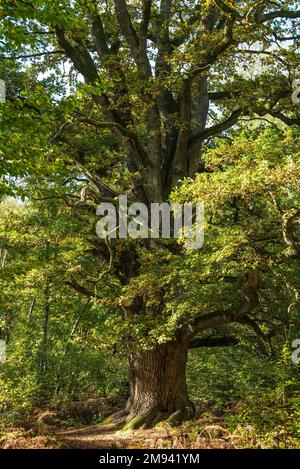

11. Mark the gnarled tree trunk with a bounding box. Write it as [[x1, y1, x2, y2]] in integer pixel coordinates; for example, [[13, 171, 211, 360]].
[[123, 337, 195, 429]]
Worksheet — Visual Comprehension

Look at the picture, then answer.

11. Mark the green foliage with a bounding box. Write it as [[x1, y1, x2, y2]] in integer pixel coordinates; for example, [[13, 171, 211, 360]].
[[0, 0, 300, 445], [0, 201, 127, 427], [188, 345, 300, 447]]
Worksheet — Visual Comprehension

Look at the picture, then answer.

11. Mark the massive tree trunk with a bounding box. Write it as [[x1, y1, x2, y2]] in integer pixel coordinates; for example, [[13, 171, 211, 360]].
[[122, 337, 195, 429], [109, 246, 197, 429]]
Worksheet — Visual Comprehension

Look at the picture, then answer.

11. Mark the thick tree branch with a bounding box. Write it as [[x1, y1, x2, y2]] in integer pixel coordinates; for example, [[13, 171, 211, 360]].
[[208, 90, 240, 100], [114, 0, 152, 77], [171, 80, 191, 184], [56, 28, 99, 83], [259, 9, 300, 23], [113, 1, 139, 60], [189, 336, 239, 348], [139, 0, 152, 44], [155, 0, 172, 76], [189, 268, 259, 335], [188, 108, 242, 146], [268, 111, 300, 127], [113, 0, 139, 49], [90, 9, 110, 56], [189, 18, 234, 80]]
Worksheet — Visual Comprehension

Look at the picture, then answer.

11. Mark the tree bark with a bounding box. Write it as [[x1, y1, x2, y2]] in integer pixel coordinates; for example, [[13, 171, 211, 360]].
[[122, 338, 195, 429]]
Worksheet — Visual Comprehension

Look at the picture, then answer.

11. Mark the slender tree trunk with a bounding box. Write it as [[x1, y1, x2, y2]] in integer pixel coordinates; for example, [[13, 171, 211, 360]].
[[40, 274, 50, 375], [121, 337, 195, 429]]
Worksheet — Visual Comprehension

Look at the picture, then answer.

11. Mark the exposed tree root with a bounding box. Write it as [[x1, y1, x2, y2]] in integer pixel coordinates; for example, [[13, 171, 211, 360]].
[[123, 409, 160, 430], [100, 409, 129, 427], [109, 404, 196, 430], [167, 406, 194, 427]]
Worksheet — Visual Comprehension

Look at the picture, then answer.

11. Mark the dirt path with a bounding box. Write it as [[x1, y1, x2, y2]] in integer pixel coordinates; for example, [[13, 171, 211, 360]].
[[55, 423, 237, 449], [56, 424, 177, 449]]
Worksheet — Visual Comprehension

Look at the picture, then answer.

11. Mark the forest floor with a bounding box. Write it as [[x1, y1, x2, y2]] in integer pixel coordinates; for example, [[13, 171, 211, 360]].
[[1, 402, 298, 449], [0, 421, 241, 449], [54, 422, 240, 449], [0, 409, 268, 449]]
